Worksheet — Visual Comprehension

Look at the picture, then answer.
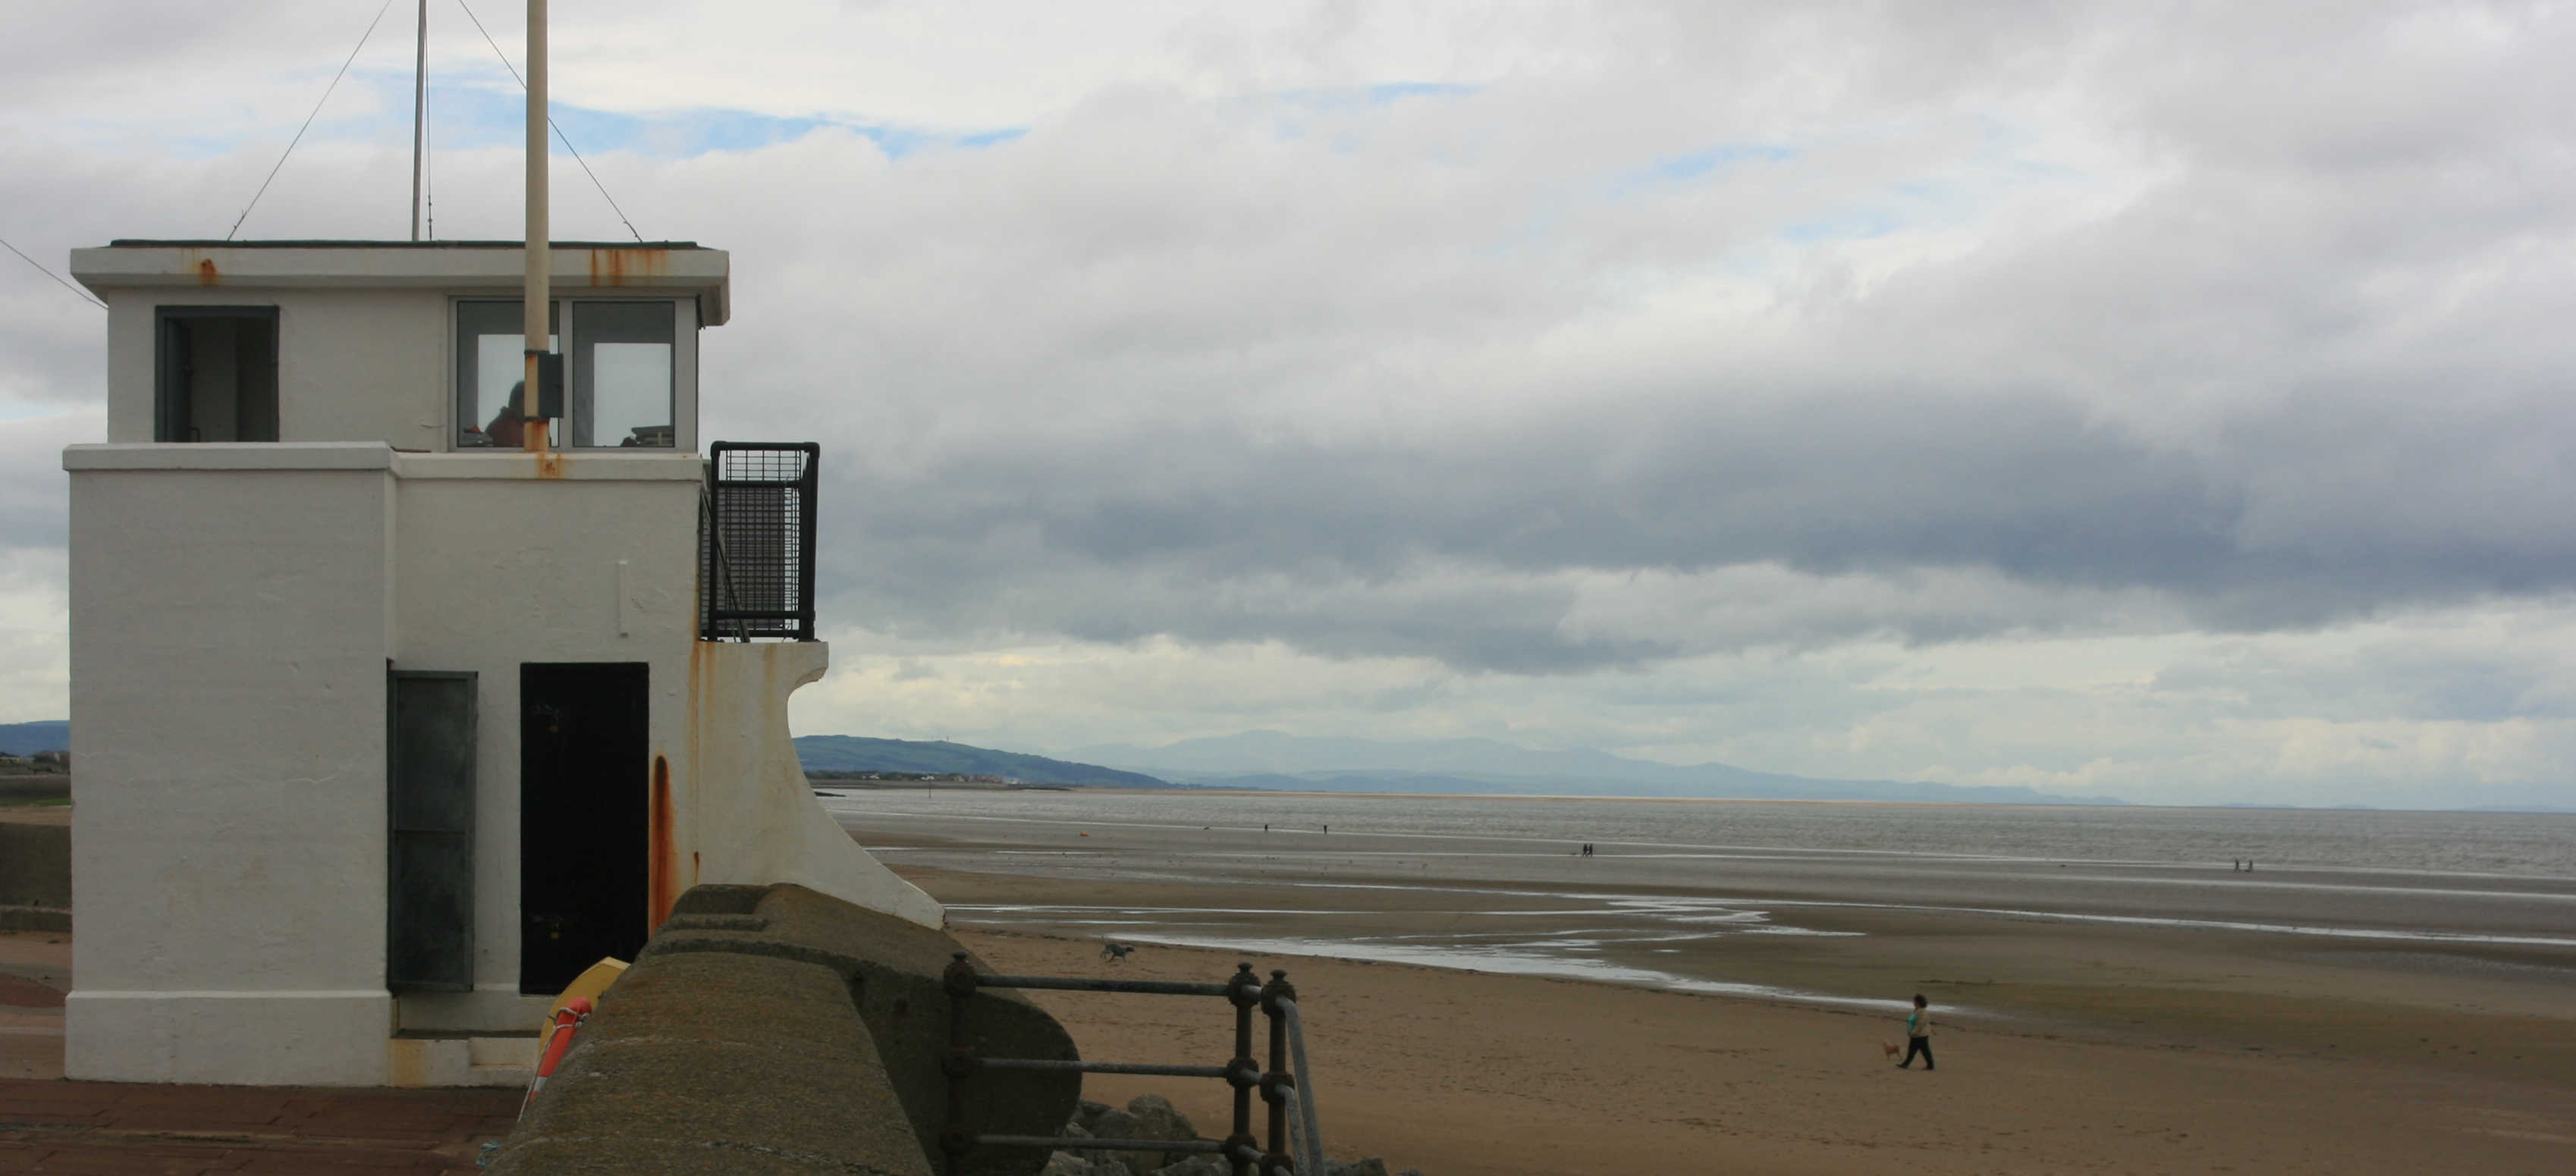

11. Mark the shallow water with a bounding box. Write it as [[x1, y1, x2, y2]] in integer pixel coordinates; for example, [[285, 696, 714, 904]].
[[826, 789, 2576, 877], [828, 790, 2576, 1008]]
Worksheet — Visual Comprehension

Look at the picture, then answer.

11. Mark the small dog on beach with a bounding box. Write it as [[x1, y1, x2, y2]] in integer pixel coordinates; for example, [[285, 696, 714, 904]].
[[1881, 1041, 1902, 1059], [1101, 942, 1136, 963]]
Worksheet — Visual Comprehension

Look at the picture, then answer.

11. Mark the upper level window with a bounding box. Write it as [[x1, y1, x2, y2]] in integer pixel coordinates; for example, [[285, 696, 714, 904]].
[[570, 303, 674, 448], [156, 306, 278, 443], [454, 300, 558, 449], [454, 299, 674, 449]]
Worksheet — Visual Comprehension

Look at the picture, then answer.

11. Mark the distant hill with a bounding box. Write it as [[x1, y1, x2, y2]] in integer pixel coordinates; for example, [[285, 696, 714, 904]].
[[793, 735, 1173, 789], [0, 721, 68, 756], [1068, 730, 2126, 805]]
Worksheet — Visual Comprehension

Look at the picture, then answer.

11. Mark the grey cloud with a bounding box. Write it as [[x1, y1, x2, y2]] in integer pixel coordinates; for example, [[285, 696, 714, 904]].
[[8, 2, 2575, 691], [0, 412, 96, 551], [807, 362, 2571, 671], [2151, 622, 2576, 724]]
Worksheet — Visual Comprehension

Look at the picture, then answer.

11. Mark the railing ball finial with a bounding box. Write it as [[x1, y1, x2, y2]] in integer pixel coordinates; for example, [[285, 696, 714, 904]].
[[941, 951, 980, 998], [1227, 962, 1263, 1009]]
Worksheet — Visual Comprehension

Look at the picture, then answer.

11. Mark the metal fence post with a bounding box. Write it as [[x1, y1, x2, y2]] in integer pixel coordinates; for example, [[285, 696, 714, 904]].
[[1224, 963, 1262, 1176], [937, 958, 1320, 1174], [1259, 969, 1293, 1174], [941, 951, 979, 1175]]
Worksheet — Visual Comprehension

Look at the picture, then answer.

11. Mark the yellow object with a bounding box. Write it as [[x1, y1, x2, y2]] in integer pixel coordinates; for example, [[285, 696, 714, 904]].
[[538, 958, 629, 1037]]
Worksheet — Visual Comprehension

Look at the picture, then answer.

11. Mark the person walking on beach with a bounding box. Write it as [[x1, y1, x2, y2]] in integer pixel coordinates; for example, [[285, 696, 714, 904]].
[[1898, 994, 1934, 1071]]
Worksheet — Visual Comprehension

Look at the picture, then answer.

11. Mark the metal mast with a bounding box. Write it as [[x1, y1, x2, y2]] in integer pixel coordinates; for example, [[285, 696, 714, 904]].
[[410, 0, 426, 240], [522, 0, 550, 451]]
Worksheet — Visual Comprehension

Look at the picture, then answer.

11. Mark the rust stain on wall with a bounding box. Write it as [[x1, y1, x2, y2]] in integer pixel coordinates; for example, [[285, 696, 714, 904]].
[[535, 453, 566, 479], [387, 1038, 426, 1087], [194, 258, 219, 285], [587, 248, 670, 287], [649, 755, 675, 930]]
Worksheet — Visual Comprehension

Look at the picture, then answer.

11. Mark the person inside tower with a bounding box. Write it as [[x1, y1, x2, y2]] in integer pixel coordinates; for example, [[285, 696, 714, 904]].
[[482, 384, 526, 447]]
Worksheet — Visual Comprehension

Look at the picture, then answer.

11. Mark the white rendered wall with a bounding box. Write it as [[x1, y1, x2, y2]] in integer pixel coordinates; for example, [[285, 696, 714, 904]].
[[386, 450, 705, 1033], [100, 288, 702, 453], [61, 440, 938, 1081], [686, 642, 943, 929], [102, 289, 446, 449], [79, 244, 721, 454], [64, 445, 399, 1085]]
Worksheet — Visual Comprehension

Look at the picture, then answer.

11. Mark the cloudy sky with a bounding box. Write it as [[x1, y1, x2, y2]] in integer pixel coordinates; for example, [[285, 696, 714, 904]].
[[4, 2, 2572, 808]]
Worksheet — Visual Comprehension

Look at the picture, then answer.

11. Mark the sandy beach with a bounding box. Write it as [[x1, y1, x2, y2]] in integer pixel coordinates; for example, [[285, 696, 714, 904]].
[[9, 794, 2571, 1172], [850, 793, 2576, 1174]]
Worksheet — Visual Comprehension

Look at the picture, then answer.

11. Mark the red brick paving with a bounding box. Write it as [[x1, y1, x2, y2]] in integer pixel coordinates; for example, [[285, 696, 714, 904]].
[[0, 976, 61, 1009], [0, 1078, 520, 1174]]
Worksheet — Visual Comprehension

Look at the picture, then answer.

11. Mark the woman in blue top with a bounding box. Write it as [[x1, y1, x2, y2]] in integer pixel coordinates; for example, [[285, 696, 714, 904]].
[[1898, 993, 1934, 1070]]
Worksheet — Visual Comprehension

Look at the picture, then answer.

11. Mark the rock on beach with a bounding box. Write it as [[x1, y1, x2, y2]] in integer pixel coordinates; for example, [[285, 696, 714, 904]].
[[1047, 1092, 1418, 1176]]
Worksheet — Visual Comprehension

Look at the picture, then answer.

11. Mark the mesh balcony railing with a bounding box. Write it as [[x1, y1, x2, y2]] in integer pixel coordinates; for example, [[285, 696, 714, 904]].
[[700, 441, 819, 641]]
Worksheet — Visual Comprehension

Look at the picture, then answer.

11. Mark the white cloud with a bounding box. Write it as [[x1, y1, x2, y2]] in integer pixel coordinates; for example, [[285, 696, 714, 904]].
[[6, 2, 2575, 805]]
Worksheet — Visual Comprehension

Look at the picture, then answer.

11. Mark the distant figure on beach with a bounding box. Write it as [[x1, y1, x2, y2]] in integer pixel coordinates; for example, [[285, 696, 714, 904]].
[[1898, 994, 1934, 1071]]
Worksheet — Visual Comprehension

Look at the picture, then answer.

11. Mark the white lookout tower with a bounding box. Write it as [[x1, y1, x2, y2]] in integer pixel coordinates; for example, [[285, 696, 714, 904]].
[[60, 240, 938, 1087]]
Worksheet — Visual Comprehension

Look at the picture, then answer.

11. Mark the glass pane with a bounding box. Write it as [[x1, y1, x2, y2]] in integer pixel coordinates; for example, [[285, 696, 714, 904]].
[[454, 300, 558, 448], [573, 303, 674, 448]]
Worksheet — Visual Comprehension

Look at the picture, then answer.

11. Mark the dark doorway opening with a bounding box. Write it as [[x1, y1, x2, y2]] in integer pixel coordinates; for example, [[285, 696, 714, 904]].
[[155, 306, 279, 442], [519, 662, 650, 994]]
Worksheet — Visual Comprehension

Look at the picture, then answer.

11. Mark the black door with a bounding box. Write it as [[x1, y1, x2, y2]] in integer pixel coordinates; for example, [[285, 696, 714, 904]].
[[519, 663, 650, 994]]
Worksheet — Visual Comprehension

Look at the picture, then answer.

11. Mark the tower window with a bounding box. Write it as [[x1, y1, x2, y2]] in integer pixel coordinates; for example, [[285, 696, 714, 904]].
[[455, 299, 674, 449], [155, 307, 278, 443]]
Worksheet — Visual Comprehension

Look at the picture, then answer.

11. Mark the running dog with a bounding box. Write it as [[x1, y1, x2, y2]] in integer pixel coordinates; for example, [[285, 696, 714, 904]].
[[1101, 942, 1137, 963]]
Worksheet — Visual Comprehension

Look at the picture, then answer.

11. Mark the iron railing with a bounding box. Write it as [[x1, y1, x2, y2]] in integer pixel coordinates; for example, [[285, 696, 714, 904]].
[[941, 956, 1325, 1176], [700, 441, 819, 641]]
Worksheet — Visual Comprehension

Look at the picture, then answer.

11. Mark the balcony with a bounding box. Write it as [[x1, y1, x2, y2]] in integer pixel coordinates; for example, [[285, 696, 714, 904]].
[[700, 441, 820, 641]]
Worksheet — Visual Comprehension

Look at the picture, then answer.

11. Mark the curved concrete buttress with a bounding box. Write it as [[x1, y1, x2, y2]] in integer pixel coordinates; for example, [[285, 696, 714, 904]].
[[684, 641, 943, 929]]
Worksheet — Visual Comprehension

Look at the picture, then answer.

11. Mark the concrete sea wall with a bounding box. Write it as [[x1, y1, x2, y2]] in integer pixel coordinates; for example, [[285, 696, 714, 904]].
[[490, 883, 1079, 1176], [0, 819, 70, 931]]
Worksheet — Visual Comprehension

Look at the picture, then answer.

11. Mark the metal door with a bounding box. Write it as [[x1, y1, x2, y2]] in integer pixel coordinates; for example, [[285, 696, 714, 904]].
[[388, 670, 476, 992]]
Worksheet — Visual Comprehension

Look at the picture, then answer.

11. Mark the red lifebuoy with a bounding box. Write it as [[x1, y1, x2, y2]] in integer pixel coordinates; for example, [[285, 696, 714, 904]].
[[520, 996, 594, 1116]]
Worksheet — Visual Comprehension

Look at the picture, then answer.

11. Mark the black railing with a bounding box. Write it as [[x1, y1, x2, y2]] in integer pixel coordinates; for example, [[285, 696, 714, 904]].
[[941, 956, 1325, 1176], [700, 441, 819, 641]]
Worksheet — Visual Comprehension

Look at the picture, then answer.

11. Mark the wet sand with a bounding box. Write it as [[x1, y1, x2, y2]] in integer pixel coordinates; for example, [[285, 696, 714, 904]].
[[856, 801, 2576, 1174]]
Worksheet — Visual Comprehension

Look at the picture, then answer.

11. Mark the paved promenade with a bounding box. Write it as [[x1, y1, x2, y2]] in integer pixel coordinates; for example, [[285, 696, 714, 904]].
[[0, 1078, 519, 1174], [3, 927, 520, 1174]]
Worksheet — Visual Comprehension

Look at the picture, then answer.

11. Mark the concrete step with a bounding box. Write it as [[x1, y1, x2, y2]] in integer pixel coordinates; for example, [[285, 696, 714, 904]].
[[389, 1032, 539, 1088]]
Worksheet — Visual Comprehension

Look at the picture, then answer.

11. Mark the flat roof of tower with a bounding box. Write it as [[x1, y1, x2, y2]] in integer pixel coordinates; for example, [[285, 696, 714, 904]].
[[105, 240, 709, 249], [72, 240, 730, 325]]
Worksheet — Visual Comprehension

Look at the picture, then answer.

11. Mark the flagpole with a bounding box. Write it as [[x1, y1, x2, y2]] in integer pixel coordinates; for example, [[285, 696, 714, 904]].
[[521, 0, 551, 451]]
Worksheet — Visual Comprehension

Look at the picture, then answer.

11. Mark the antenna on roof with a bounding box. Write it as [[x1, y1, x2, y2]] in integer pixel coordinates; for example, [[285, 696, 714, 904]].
[[410, 0, 427, 240]]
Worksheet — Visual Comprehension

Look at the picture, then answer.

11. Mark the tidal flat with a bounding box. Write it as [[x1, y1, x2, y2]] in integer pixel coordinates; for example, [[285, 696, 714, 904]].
[[840, 792, 2576, 1174]]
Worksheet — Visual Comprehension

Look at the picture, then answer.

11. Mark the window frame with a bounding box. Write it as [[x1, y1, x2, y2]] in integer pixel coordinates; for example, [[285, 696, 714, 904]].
[[153, 304, 280, 444], [446, 295, 696, 453]]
